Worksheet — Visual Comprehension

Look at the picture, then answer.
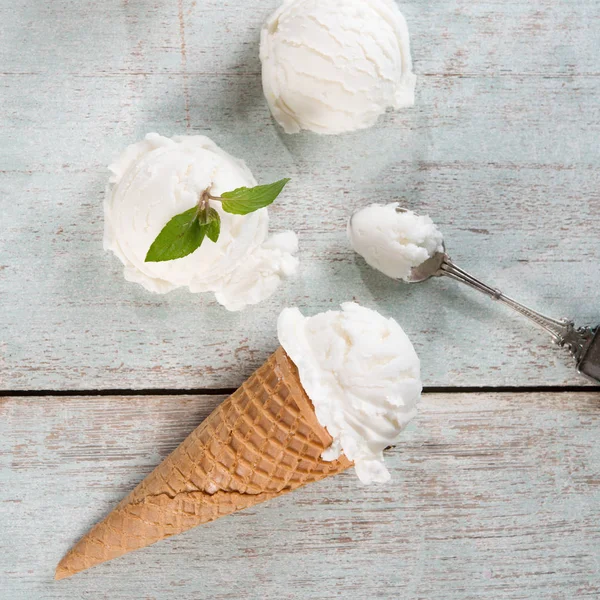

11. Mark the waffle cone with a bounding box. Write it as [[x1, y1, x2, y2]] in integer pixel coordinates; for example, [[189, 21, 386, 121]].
[[56, 347, 351, 580]]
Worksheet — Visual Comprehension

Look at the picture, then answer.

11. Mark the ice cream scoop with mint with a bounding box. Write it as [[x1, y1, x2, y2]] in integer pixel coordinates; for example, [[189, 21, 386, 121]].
[[348, 203, 444, 281], [104, 133, 299, 311], [260, 0, 416, 134]]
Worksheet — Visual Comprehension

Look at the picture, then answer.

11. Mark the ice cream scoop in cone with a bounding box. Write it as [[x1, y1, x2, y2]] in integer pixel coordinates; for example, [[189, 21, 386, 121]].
[[55, 347, 352, 580], [57, 302, 422, 579]]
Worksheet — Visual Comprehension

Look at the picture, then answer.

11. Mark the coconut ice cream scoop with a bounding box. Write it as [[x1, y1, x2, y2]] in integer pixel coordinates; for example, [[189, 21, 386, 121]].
[[348, 203, 444, 282], [104, 133, 299, 311], [348, 204, 600, 384], [260, 0, 416, 135], [278, 302, 422, 484]]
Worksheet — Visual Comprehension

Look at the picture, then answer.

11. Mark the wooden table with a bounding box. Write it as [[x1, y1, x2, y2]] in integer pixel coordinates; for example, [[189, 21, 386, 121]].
[[1, 1, 599, 598]]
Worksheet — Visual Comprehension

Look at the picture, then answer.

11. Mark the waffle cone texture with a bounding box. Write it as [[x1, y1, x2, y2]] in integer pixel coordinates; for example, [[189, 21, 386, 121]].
[[56, 347, 351, 579]]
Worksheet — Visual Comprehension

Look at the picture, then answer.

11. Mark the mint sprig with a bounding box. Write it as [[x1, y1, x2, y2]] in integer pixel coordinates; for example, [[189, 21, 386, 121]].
[[144, 178, 290, 263]]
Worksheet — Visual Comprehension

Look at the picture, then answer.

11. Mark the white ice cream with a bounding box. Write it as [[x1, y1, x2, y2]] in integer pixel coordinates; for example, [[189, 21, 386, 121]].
[[104, 133, 299, 311], [260, 0, 416, 135], [348, 203, 444, 281], [278, 302, 421, 484]]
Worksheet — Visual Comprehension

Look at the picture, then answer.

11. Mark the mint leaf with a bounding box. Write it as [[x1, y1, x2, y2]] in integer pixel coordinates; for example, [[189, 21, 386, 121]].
[[145, 206, 206, 262], [198, 206, 218, 225], [205, 210, 221, 243], [221, 178, 290, 215], [197, 206, 221, 243]]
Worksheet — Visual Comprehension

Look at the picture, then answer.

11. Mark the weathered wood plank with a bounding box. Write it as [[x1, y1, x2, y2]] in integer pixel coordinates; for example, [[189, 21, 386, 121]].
[[1, 74, 598, 389], [1, 0, 599, 390], [1, 391, 599, 599], [2, 0, 600, 76]]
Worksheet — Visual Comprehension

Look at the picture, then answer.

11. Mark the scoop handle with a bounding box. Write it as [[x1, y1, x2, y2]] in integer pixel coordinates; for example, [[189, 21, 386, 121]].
[[438, 256, 599, 382]]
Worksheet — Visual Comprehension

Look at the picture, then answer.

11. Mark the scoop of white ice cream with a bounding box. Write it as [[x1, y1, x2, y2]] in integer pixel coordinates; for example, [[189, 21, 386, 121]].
[[104, 133, 299, 311], [260, 0, 416, 135], [348, 203, 444, 281], [278, 302, 421, 484]]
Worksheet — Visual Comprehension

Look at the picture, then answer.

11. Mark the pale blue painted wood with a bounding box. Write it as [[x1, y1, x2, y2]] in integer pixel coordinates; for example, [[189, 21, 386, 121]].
[[1, 0, 599, 389], [1, 392, 600, 599]]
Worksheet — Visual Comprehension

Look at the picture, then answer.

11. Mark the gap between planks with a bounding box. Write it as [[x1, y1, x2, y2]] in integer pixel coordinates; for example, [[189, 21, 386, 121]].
[[1, 385, 599, 398]]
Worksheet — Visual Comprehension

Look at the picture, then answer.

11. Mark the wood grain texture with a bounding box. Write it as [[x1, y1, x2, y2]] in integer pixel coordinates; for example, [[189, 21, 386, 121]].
[[1, 391, 599, 599], [1, 0, 600, 390]]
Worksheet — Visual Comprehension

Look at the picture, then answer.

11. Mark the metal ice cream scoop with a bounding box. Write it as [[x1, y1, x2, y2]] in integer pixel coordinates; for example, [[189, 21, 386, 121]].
[[356, 206, 600, 383]]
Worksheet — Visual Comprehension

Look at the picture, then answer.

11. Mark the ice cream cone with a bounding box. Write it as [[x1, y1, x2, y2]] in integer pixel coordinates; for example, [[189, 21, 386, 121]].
[[55, 347, 351, 580]]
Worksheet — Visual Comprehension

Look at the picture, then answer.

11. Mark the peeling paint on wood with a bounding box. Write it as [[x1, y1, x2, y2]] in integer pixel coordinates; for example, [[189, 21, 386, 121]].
[[1, 392, 599, 598], [1, 0, 599, 389]]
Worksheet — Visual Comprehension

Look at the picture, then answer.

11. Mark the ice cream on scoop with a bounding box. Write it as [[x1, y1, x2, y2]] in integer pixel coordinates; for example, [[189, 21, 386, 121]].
[[260, 0, 416, 135], [348, 203, 444, 282], [278, 302, 422, 484], [104, 133, 299, 311]]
